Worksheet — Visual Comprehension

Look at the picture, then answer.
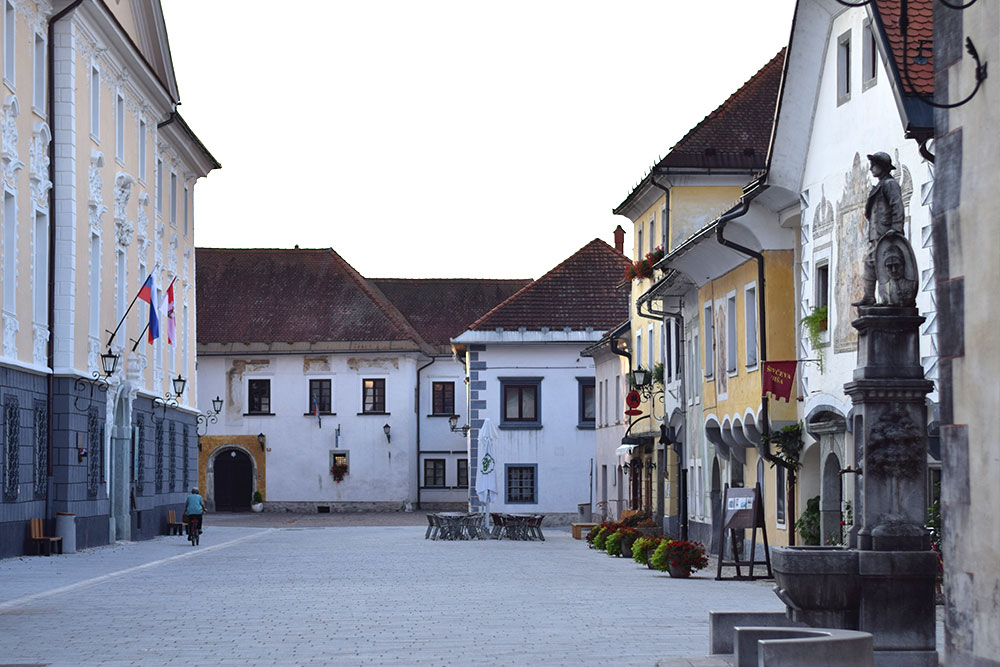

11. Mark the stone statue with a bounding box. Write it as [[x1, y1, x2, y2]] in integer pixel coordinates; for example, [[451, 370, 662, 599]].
[[852, 152, 904, 307]]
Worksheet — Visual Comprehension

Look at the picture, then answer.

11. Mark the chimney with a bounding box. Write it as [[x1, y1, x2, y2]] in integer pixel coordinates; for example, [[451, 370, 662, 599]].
[[613, 225, 626, 255]]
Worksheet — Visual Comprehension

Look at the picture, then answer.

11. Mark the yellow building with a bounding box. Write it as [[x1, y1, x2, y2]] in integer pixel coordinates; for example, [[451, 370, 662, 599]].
[[611, 50, 787, 542]]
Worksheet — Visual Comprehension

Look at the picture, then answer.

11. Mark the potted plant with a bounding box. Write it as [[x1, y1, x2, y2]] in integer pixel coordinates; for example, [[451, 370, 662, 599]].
[[651, 539, 709, 578], [632, 536, 662, 567], [330, 461, 349, 483], [605, 530, 625, 557], [250, 490, 264, 513], [801, 305, 828, 372], [619, 527, 643, 556], [593, 526, 612, 551]]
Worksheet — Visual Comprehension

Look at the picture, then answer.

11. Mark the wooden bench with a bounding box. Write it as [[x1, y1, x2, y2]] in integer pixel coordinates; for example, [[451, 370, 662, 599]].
[[620, 509, 639, 522], [29, 518, 63, 556], [167, 510, 185, 535], [571, 523, 598, 539]]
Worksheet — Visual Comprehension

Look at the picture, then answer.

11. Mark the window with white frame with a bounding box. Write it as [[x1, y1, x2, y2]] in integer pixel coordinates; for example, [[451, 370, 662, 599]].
[[181, 304, 188, 377], [155, 159, 162, 213], [4, 1, 15, 86], [674, 320, 682, 380], [115, 93, 124, 162], [862, 20, 877, 90], [692, 327, 700, 400], [776, 463, 786, 526], [637, 224, 643, 262], [138, 120, 147, 182], [648, 324, 654, 371], [649, 215, 656, 255], [115, 249, 125, 319], [169, 172, 177, 226], [665, 321, 672, 383], [90, 66, 100, 139], [745, 284, 758, 367], [32, 211, 47, 324], [726, 293, 737, 374], [3, 190, 15, 311], [837, 30, 851, 105], [635, 329, 643, 370], [615, 375, 621, 423], [815, 261, 830, 311], [89, 234, 99, 337], [703, 303, 713, 378], [661, 202, 668, 248], [183, 186, 189, 237], [32, 32, 44, 110]]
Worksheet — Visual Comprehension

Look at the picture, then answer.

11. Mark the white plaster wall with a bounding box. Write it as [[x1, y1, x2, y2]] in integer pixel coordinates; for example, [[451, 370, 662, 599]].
[[476, 342, 596, 515], [197, 352, 422, 504], [592, 346, 628, 521], [416, 357, 470, 504], [797, 7, 937, 413]]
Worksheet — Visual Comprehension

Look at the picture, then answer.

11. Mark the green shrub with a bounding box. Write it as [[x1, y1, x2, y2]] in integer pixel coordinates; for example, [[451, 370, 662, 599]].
[[606, 530, 624, 557], [797, 495, 821, 545], [593, 527, 610, 551], [632, 536, 662, 564]]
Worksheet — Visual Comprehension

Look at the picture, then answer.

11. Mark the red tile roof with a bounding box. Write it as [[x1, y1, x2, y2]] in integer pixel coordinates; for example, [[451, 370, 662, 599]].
[[196, 248, 426, 347], [874, 0, 934, 96], [656, 48, 785, 172], [372, 278, 531, 349], [468, 239, 631, 332]]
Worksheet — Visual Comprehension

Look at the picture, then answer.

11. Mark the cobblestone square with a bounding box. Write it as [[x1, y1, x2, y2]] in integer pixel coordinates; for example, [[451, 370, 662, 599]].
[[0, 517, 789, 666]]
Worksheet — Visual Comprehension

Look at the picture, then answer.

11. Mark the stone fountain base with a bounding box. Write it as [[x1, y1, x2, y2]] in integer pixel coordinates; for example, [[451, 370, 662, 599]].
[[772, 545, 938, 666]]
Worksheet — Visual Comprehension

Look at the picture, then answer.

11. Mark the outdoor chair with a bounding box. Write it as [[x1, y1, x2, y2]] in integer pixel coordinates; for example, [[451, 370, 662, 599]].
[[29, 518, 62, 556], [491, 513, 506, 540], [528, 515, 545, 541], [425, 514, 439, 540]]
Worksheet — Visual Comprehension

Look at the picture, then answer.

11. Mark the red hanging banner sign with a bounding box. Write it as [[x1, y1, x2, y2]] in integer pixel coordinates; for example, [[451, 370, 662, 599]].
[[761, 361, 798, 402]]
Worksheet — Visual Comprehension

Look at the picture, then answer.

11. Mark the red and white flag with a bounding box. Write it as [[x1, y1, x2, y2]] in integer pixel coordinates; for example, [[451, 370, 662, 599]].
[[159, 279, 176, 344]]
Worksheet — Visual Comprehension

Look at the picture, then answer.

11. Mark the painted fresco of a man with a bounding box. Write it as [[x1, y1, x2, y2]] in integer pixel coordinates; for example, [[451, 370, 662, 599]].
[[852, 151, 904, 307]]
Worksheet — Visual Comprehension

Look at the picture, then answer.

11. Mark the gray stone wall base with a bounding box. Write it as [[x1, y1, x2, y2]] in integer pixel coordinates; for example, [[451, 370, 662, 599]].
[[265, 501, 410, 513], [871, 649, 938, 667]]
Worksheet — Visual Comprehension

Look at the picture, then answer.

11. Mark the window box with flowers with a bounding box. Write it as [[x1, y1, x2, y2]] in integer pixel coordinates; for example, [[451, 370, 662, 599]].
[[623, 246, 665, 282], [329, 451, 350, 483]]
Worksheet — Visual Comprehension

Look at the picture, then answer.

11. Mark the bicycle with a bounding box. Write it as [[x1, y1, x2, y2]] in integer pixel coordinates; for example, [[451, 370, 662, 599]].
[[186, 513, 202, 546]]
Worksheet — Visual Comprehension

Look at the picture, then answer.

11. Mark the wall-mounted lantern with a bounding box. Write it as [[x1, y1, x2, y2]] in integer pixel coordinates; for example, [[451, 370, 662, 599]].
[[257, 432, 266, 451], [73, 347, 121, 412], [383, 423, 391, 444], [197, 395, 224, 437], [448, 414, 470, 437]]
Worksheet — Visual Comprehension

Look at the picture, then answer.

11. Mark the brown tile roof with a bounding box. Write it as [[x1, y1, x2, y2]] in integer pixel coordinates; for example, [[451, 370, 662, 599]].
[[371, 278, 531, 349], [468, 239, 631, 332], [196, 248, 426, 347], [656, 48, 785, 172], [874, 0, 933, 96]]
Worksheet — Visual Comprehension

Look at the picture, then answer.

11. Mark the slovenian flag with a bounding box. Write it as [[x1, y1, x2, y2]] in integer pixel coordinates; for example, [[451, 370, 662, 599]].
[[137, 272, 159, 343], [160, 280, 175, 345]]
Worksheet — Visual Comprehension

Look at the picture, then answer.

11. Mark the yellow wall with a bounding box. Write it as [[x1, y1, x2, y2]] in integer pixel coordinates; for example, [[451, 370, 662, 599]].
[[669, 186, 743, 251]]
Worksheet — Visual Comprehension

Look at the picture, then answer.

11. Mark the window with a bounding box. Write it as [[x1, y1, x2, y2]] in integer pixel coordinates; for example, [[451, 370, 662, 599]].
[[4, 1, 15, 85], [183, 186, 189, 237], [665, 320, 673, 383], [615, 375, 621, 423], [248, 379, 271, 414], [578, 378, 595, 428], [506, 464, 537, 504], [776, 465, 786, 526], [138, 120, 147, 181], [155, 159, 162, 213], [837, 30, 851, 105], [703, 303, 714, 378], [169, 172, 177, 225], [648, 324, 654, 370], [862, 20, 877, 90], [500, 377, 541, 427], [745, 285, 758, 367], [90, 66, 100, 139], [727, 294, 737, 373], [329, 450, 349, 475], [32, 33, 44, 110], [115, 93, 124, 162], [33, 211, 47, 324], [815, 262, 830, 311], [3, 190, 15, 310], [424, 459, 445, 488], [362, 378, 386, 413], [649, 215, 656, 255], [309, 379, 332, 413], [432, 381, 454, 415], [637, 225, 643, 262], [457, 459, 469, 488], [674, 323, 681, 380], [635, 330, 643, 370]]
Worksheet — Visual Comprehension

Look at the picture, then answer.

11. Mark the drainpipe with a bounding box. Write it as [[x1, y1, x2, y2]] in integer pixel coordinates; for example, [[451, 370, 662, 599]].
[[636, 294, 688, 540], [45, 0, 86, 525], [715, 184, 796, 545], [414, 356, 436, 510]]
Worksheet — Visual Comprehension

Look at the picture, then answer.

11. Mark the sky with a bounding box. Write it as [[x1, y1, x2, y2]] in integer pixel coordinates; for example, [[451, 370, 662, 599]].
[[160, 1, 796, 280]]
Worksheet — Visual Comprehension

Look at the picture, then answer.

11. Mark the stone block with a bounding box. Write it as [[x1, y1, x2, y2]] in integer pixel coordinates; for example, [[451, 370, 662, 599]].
[[734, 626, 873, 667], [709, 611, 794, 655]]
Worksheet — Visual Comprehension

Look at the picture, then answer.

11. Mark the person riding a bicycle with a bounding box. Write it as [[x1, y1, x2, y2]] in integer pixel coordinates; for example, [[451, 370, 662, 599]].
[[185, 488, 206, 536]]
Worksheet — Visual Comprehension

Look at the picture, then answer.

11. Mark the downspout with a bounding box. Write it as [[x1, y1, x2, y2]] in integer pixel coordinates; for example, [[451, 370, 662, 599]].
[[637, 294, 688, 540], [46, 0, 87, 525], [715, 184, 797, 544], [415, 356, 436, 510]]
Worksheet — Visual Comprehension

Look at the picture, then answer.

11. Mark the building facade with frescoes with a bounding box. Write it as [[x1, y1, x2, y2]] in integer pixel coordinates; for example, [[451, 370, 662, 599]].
[[0, 0, 217, 558]]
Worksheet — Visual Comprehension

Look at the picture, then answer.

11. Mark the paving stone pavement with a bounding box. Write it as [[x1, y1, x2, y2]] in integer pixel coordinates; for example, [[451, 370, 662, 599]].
[[0, 521, 914, 666]]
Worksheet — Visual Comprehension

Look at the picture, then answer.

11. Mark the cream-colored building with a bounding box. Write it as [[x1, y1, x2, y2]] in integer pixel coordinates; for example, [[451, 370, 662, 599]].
[[0, 0, 216, 557]]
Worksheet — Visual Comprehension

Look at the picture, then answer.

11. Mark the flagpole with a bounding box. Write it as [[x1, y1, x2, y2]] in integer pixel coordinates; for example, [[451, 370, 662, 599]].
[[105, 290, 143, 348]]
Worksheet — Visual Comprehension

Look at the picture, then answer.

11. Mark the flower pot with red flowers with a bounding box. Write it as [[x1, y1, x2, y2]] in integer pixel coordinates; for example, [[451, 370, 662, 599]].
[[651, 539, 709, 577], [330, 462, 349, 483], [632, 536, 662, 567], [619, 528, 643, 556]]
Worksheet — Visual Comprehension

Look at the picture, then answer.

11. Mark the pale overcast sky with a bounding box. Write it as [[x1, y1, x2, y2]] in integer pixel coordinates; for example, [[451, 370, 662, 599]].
[[161, 1, 796, 280]]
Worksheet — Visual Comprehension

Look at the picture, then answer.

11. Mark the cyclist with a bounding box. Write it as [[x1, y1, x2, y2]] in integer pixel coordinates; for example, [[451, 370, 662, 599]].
[[184, 487, 206, 537]]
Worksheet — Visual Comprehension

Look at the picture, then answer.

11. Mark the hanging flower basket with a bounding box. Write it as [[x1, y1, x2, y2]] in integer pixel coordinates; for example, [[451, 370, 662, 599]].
[[330, 462, 349, 483]]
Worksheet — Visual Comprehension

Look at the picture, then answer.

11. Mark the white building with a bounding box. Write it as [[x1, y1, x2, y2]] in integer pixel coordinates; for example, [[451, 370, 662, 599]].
[[453, 238, 629, 523]]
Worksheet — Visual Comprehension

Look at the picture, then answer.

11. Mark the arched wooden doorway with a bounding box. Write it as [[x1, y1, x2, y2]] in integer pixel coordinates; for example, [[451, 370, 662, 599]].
[[710, 457, 722, 554], [213, 448, 253, 512]]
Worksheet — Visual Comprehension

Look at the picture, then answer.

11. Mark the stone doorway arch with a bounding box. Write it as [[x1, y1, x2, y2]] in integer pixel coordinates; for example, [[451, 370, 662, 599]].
[[207, 445, 257, 512]]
